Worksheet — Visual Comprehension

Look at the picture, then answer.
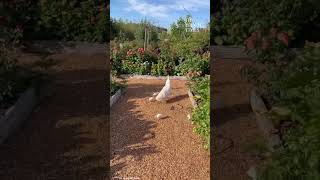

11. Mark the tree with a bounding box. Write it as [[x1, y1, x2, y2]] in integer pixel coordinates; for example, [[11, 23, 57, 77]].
[[170, 15, 192, 41]]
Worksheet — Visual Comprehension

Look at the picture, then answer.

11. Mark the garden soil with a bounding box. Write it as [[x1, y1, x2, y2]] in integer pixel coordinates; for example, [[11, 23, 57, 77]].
[[110, 79, 210, 179], [212, 59, 264, 180], [0, 51, 108, 180]]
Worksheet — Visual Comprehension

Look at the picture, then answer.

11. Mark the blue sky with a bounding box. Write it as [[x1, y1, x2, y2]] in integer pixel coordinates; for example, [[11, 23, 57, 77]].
[[110, 0, 210, 29]]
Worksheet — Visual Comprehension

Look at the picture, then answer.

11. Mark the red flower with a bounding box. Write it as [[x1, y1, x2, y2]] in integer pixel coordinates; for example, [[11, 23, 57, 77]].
[[138, 47, 145, 54], [277, 32, 289, 46]]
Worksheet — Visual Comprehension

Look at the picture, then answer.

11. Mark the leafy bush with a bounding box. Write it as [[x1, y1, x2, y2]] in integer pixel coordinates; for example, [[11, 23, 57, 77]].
[[35, 0, 108, 42], [0, 45, 18, 106], [189, 76, 210, 150], [1, 0, 109, 42], [212, 0, 319, 46], [176, 55, 209, 76], [256, 42, 320, 179], [0, 23, 22, 107]]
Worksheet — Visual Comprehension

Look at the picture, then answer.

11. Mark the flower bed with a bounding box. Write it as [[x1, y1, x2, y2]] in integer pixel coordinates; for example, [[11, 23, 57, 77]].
[[111, 46, 209, 77]]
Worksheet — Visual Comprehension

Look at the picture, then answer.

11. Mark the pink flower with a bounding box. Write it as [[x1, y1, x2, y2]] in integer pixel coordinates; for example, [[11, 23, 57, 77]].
[[126, 49, 134, 56]]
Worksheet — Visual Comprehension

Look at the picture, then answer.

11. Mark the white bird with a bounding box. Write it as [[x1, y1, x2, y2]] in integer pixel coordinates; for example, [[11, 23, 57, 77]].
[[149, 97, 156, 102], [155, 76, 171, 102]]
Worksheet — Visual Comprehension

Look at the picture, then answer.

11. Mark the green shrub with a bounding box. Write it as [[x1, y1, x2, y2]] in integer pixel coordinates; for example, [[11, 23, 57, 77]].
[[212, 0, 318, 46], [176, 55, 209, 76], [189, 76, 210, 150], [257, 42, 320, 180], [0, 24, 22, 107]]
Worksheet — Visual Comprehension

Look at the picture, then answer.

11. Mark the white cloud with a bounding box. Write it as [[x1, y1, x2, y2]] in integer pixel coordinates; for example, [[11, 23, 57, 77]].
[[127, 0, 209, 18], [127, 0, 169, 18], [172, 0, 209, 11]]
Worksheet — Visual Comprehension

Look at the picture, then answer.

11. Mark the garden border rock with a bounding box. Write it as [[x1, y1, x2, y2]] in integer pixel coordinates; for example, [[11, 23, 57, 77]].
[[0, 87, 38, 144], [110, 88, 124, 107], [249, 88, 281, 151], [187, 89, 198, 108]]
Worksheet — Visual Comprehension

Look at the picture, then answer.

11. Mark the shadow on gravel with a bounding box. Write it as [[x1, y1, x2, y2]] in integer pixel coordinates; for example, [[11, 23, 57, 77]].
[[0, 65, 108, 179], [110, 82, 164, 177], [167, 94, 189, 103], [213, 103, 252, 127]]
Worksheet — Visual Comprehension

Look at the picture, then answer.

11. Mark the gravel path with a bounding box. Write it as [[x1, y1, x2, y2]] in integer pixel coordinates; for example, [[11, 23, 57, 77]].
[[212, 59, 263, 180], [111, 79, 210, 179], [0, 51, 108, 180]]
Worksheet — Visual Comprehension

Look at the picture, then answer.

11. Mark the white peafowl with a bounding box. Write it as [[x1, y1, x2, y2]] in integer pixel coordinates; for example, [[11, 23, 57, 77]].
[[155, 76, 171, 102]]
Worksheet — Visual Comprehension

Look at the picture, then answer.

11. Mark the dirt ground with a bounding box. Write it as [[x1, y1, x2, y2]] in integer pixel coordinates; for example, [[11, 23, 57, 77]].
[[110, 79, 210, 179], [212, 59, 263, 180], [0, 51, 108, 180]]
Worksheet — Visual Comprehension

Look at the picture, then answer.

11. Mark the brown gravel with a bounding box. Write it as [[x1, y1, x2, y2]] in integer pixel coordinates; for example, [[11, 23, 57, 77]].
[[0, 51, 108, 180], [212, 59, 264, 180], [111, 79, 210, 179]]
